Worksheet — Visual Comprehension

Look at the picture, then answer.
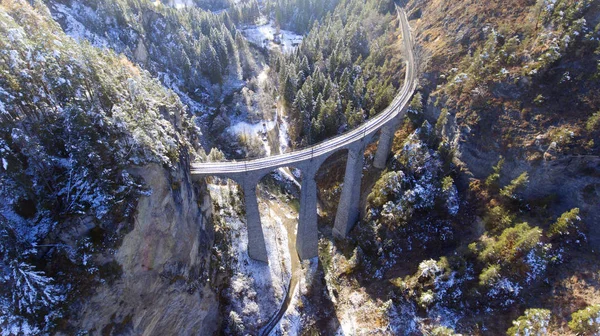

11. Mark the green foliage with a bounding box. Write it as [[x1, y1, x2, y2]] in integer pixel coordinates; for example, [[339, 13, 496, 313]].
[[548, 126, 576, 149], [441, 176, 454, 192], [479, 264, 501, 286], [274, 0, 401, 145], [484, 205, 515, 233], [431, 326, 460, 336], [548, 208, 581, 238], [533, 94, 545, 106], [265, 0, 340, 33], [0, 1, 193, 332], [207, 147, 226, 162], [569, 304, 600, 335], [506, 309, 551, 336], [407, 92, 425, 125], [586, 111, 600, 132], [500, 172, 529, 199], [52, 0, 242, 89], [485, 157, 505, 190], [418, 289, 435, 307], [410, 92, 424, 112], [435, 108, 449, 135], [479, 223, 542, 264], [367, 171, 404, 209]]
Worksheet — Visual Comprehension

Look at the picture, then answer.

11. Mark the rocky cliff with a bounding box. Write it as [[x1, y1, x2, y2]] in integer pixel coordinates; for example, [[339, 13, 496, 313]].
[[70, 162, 218, 335], [408, 0, 600, 245]]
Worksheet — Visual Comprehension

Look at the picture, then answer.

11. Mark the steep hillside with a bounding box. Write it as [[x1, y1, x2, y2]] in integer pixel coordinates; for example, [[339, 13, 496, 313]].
[[310, 0, 600, 334], [272, 0, 403, 147], [0, 1, 215, 333], [45, 0, 239, 87], [408, 0, 600, 228]]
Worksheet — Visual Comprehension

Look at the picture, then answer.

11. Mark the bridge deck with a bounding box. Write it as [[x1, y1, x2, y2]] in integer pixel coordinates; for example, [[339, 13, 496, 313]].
[[191, 9, 416, 177]]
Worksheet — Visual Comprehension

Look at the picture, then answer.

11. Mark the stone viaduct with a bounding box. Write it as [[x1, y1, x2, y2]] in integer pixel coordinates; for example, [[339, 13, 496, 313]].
[[191, 8, 417, 263]]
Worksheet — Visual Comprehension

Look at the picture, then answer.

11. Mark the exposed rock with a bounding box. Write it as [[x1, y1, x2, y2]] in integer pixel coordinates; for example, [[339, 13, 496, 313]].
[[429, 95, 600, 246], [134, 39, 149, 64], [72, 163, 218, 335], [503, 156, 600, 247]]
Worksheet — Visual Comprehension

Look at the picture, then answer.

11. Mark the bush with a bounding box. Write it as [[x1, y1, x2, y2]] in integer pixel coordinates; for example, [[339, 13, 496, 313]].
[[479, 223, 542, 265], [548, 208, 581, 238], [431, 326, 460, 336], [367, 171, 404, 209], [485, 158, 505, 190], [435, 108, 449, 135], [569, 304, 600, 335], [479, 264, 501, 286], [500, 172, 529, 199], [506, 309, 551, 336], [586, 111, 600, 132], [484, 205, 515, 232]]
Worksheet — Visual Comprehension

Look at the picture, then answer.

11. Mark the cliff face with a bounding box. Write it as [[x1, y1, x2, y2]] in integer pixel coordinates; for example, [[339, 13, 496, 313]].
[[407, 0, 600, 245], [72, 163, 218, 335], [431, 95, 600, 244]]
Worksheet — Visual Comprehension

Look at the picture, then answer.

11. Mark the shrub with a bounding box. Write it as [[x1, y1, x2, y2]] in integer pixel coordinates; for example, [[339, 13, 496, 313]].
[[506, 308, 551, 336], [431, 326, 460, 336], [548, 126, 576, 148], [569, 304, 600, 335], [408, 92, 424, 125], [479, 223, 542, 264], [500, 172, 529, 199], [419, 290, 435, 307], [587, 111, 600, 132], [548, 208, 581, 238], [484, 205, 516, 232], [435, 108, 449, 135], [479, 264, 501, 286], [485, 158, 505, 190], [367, 171, 404, 209]]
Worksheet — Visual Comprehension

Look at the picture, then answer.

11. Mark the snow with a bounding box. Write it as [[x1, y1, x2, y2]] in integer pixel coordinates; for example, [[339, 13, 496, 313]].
[[207, 181, 296, 333], [419, 259, 441, 279], [278, 110, 292, 154], [159, 0, 195, 9], [227, 119, 276, 138], [453, 73, 469, 84], [50, 3, 110, 48], [242, 23, 304, 54], [275, 279, 302, 336]]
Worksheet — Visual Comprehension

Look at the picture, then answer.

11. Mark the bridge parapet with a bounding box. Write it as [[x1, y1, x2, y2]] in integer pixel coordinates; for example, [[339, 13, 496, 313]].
[[191, 7, 416, 262]]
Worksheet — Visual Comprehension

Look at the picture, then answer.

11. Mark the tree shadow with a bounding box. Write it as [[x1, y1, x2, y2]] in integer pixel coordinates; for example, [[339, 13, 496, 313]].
[[303, 258, 343, 335]]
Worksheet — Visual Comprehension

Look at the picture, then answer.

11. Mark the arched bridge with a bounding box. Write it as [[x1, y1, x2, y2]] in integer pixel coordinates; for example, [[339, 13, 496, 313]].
[[191, 8, 417, 262]]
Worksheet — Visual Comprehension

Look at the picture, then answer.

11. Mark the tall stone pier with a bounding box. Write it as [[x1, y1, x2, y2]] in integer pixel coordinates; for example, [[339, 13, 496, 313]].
[[333, 143, 366, 238], [243, 180, 269, 262], [373, 120, 400, 169], [296, 165, 319, 260], [190, 7, 416, 263]]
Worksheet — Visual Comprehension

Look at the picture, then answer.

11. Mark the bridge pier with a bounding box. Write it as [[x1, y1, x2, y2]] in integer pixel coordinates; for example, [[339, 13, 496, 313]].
[[297, 168, 318, 260], [243, 181, 269, 262], [373, 120, 400, 169], [333, 144, 366, 238]]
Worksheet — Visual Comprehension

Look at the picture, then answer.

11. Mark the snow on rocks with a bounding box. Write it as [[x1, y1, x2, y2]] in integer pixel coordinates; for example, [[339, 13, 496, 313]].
[[242, 23, 303, 54], [207, 181, 294, 333]]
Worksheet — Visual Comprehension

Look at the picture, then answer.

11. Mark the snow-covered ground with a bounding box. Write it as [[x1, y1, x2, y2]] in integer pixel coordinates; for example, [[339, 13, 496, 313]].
[[275, 260, 318, 336], [243, 23, 303, 54], [227, 119, 277, 140], [226, 100, 293, 159], [207, 181, 297, 333], [155, 0, 194, 9]]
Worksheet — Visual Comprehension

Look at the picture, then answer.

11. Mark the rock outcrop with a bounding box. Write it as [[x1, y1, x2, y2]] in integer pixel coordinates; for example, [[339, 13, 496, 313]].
[[72, 163, 218, 335]]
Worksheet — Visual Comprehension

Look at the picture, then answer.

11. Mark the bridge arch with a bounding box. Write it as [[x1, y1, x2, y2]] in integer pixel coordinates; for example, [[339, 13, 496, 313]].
[[190, 7, 416, 262]]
